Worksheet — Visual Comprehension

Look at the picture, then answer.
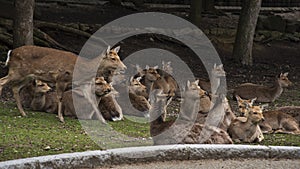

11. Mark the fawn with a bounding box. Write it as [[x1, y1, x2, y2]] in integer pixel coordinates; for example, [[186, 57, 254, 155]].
[[30, 80, 57, 114], [233, 72, 292, 103]]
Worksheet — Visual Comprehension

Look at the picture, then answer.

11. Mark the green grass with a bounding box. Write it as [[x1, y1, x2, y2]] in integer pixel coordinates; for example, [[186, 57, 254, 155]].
[[0, 102, 151, 162], [1, 99, 300, 162]]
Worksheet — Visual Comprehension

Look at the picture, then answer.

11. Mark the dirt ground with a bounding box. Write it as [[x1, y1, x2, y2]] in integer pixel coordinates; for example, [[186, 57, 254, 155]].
[[1, 2, 299, 109]]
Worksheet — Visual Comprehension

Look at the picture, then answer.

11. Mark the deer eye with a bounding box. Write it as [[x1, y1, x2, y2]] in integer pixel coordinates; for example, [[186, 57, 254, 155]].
[[253, 112, 258, 115], [238, 106, 243, 108], [111, 58, 116, 61]]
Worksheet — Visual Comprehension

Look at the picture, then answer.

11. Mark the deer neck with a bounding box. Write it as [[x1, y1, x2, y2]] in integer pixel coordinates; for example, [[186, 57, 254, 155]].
[[179, 97, 200, 121], [269, 79, 283, 100], [150, 99, 165, 123], [144, 78, 155, 93], [210, 75, 220, 95], [32, 92, 46, 109]]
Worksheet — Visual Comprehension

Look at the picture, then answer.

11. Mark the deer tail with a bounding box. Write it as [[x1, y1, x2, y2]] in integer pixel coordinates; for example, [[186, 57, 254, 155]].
[[5, 50, 12, 67]]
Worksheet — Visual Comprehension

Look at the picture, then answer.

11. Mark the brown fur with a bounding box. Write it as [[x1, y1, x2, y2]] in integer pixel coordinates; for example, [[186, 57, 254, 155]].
[[29, 80, 57, 114], [127, 77, 151, 117], [0, 45, 126, 123], [98, 88, 123, 121], [198, 64, 226, 94], [150, 80, 233, 145], [228, 105, 265, 143], [233, 72, 292, 103], [259, 110, 300, 134], [276, 106, 300, 126], [62, 77, 112, 119], [236, 95, 256, 116]]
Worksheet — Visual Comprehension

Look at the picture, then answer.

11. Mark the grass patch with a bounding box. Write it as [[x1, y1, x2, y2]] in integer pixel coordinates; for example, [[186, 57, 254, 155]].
[[0, 102, 151, 162], [1, 100, 300, 162]]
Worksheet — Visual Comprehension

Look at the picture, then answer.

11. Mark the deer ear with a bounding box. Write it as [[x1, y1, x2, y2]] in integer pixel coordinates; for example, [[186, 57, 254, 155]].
[[136, 64, 143, 73], [153, 65, 159, 69], [195, 79, 199, 85], [235, 95, 241, 101], [250, 97, 257, 105], [145, 65, 149, 70], [187, 80, 191, 88], [219, 64, 223, 69], [106, 46, 111, 55], [113, 46, 120, 53], [136, 76, 142, 82], [129, 76, 134, 82], [283, 72, 289, 76], [213, 63, 217, 69]]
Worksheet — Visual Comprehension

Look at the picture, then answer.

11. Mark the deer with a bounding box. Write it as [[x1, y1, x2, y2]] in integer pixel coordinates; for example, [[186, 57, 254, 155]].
[[29, 79, 58, 114], [259, 110, 300, 135], [233, 72, 292, 103], [98, 87, 123, 121], [150, 80, 233, 145], [228, 104, 265, 143], [127, 76, 151, 117], [198, 64, 226, 94], [0, 45, 126, 123], [136, 64, 179, 121], [62, 77, 112, 119], [276, 106, 300, 125], [236, 95, 257, 117], [235, 95, 265, 139]]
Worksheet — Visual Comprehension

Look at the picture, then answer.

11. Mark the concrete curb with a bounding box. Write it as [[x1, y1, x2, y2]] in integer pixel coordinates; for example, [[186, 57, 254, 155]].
[[1, 144, 300, 169]]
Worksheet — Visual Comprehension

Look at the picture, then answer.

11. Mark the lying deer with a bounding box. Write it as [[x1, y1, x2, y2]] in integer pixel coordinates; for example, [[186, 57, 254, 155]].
[[276, 106, 300, 125], [259, 110, 300, 134], [236, 95, 257, 117], [150, 80, 233, 145], [233, 72, 292, 103], [228, 105, 265, 143], [62, 77, 112, 120], [30, 79, 57, 114], [235, 95, 264, 138], [0, 45, 126, 122]]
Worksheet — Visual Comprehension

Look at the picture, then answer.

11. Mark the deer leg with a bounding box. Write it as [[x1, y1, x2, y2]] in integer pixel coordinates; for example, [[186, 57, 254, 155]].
[[12, 85, 27, 116], [57, 100, 64, 123], [0, 75, 11, 95]]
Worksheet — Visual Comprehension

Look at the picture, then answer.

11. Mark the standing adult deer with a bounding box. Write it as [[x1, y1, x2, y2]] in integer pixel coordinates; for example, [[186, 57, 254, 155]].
[[0, 45, 126, 122]]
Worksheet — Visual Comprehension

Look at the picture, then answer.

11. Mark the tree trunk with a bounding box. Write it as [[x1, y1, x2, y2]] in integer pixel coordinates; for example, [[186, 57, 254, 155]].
[[190, 0, 202, 27], [232, 0, 262, 66], [13, 0, 35, 48]]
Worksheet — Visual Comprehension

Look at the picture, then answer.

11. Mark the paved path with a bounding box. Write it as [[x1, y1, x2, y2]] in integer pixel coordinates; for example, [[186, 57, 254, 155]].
[[103, 159, 300, 169]]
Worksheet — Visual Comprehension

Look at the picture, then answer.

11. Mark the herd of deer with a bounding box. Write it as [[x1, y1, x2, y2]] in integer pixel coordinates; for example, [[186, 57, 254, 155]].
[[0, 45, 299, 145]]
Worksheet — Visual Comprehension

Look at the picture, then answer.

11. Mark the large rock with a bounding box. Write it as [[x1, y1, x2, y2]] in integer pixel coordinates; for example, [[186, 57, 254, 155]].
[[264, 15, 286, 32]]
